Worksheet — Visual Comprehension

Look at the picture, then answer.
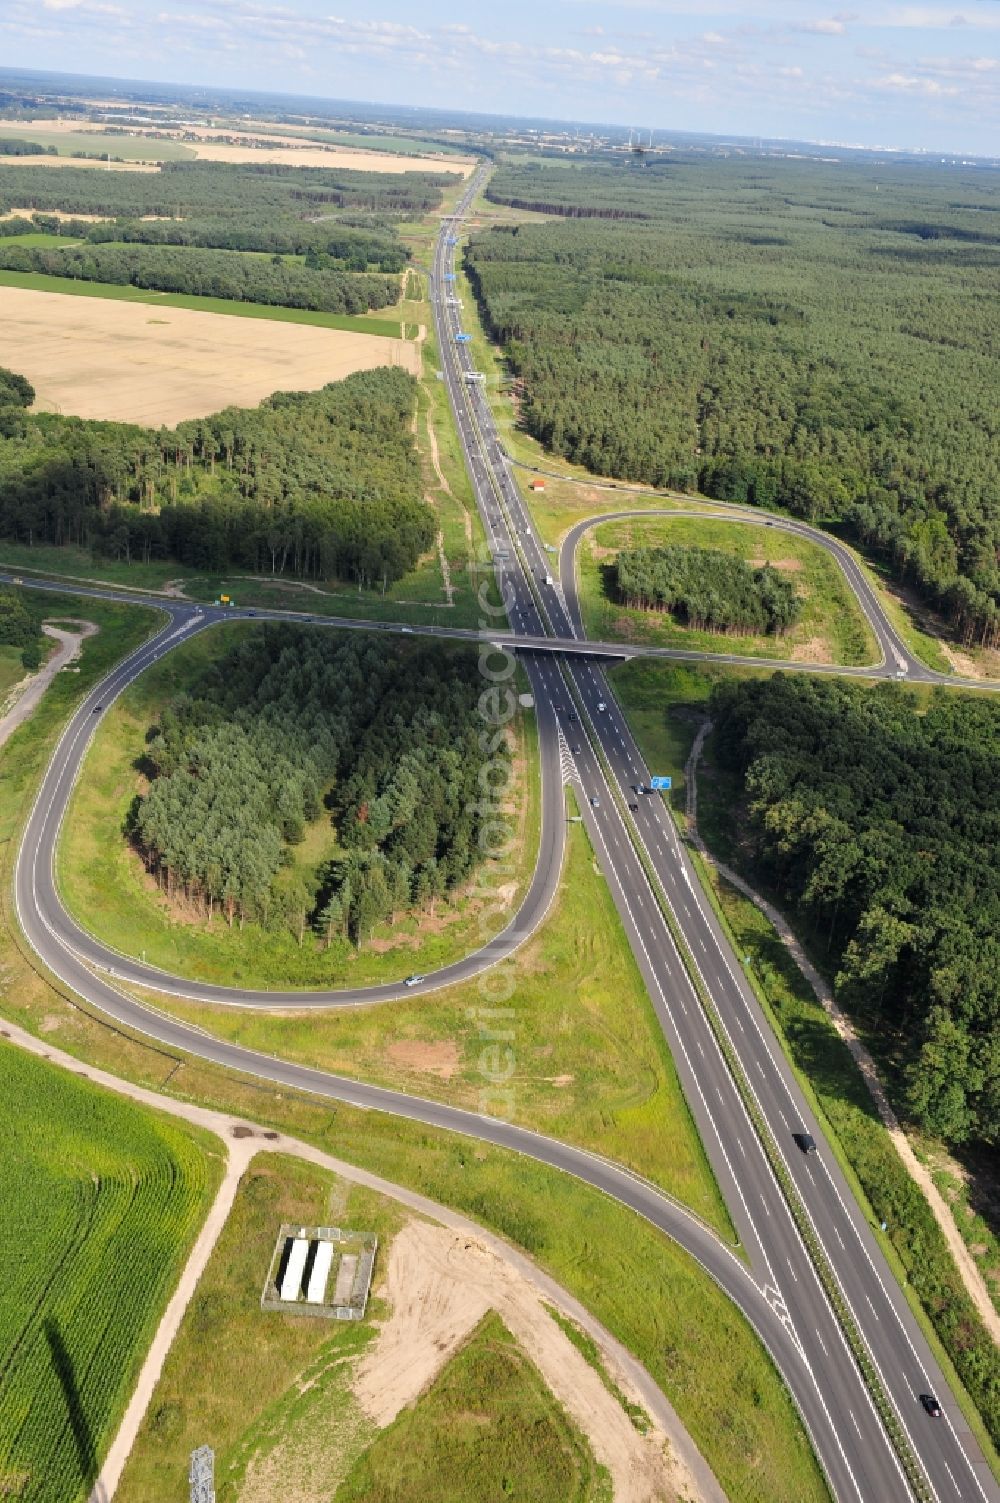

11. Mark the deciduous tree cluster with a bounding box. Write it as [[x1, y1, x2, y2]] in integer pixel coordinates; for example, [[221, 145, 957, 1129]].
[[710, 675, 1000, 1148], [0, 240, 398, 314]]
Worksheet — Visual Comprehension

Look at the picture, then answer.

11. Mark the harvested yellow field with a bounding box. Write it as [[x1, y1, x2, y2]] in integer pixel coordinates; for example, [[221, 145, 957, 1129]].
[[0, 118, 472, 174], [0, 286, 418, 427]]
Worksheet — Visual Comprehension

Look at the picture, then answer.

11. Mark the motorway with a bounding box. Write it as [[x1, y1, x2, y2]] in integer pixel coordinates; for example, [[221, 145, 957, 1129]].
[[9, 168, 1000, 1503]]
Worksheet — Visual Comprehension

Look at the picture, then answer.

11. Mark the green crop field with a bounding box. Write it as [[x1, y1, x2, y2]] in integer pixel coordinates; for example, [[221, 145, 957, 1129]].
[[0, 1046, 217, 1503], [334, 1312, 611, 1503], [578, 515, 876, 667], [0, 127, 194, 161]]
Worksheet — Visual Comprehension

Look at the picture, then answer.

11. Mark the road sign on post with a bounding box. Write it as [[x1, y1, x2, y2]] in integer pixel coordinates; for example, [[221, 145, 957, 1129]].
[[650, 776, 672, 791]]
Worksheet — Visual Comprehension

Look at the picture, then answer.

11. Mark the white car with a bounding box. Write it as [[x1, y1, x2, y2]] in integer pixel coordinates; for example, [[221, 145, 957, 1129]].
[[404, 974, 425, 988], [597, 701, 607, 712]]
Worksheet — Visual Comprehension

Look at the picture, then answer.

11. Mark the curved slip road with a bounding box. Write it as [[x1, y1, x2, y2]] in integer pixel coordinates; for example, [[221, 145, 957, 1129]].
[[8, 165, 1000, 1503], [561, 509, 899, 675]]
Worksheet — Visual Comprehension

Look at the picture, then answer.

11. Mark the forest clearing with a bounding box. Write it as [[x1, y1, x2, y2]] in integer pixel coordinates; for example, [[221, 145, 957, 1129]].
[[0, 285, 418, 425]]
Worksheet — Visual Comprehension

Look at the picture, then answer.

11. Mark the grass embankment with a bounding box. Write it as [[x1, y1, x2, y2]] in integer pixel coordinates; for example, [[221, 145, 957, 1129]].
[[611, 656, 1000, 1470], [145, 799, 730, 1233], [0, 268, 404, 334], [580, 516, 876, 667], [0, 1045, 218, 1503], [116, 1155, 399, 1503], [0, 643, 27, 699], [58, 625, 539, 991], [335, 1312, 611, 1503], [0, 609, 829, 1503]]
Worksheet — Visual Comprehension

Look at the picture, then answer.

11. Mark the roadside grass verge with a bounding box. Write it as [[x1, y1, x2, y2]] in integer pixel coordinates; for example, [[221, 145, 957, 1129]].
[[116, 1155, 399, 1503], [925, 1152, 1000, 1320], [334, 1311, 612, 1503], [0, 1044, 219, 1503], [866, 560, 990, 678], [520, 475, 689, 550], [579, 516, 876, 667], [57, 625, 540, 991], [610, 655, 1000, 1470], [0, 643, 27, 700], [140, 801, 733, 1236], [544, 1306, 651, 1435], [0, 268, 405, 334]]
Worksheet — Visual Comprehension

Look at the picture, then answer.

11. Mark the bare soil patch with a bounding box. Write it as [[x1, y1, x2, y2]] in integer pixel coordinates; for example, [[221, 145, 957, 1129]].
[[788, 635, 829, 663], [354, 1219, 695, 1503], [385, 1040, 460, 1080], [0, 286, 417, 427], [0, 208, 108, 222]]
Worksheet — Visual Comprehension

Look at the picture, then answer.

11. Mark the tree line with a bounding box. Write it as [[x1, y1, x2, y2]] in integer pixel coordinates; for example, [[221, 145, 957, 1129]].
[[0, 364, 434, 589], [613, 545, 801, 635], [131, 629, 508, 946], [467, 157, 1000, 647], [710, 674, 999, 1149], [0, 157, 455, 224], [0, 138, 57, 156], [0, 210, 407, 273], [0, 240, 399, 314], [0, 585, 44, 667]]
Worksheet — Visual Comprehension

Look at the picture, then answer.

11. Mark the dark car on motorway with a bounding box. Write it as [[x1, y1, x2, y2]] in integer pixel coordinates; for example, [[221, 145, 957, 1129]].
[[920, 1394, 942, 1418], [794, 1131, 817, 1154]]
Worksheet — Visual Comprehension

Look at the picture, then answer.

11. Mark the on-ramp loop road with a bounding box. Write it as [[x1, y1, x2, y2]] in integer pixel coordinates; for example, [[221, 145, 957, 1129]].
[[7, 166, 999, 1503]]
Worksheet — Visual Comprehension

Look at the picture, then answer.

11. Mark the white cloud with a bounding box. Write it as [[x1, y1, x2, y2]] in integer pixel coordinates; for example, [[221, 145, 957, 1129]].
[[875, 69, 960, 90]]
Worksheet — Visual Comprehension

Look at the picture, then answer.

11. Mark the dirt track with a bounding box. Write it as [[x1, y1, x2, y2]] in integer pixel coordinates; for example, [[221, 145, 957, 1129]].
[[355, 1218, 699, 1502], [0, 621, 97, 752]]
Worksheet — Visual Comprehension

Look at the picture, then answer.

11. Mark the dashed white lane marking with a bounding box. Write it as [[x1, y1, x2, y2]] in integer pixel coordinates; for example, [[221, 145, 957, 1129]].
[[850, 1411, 863, 1438]]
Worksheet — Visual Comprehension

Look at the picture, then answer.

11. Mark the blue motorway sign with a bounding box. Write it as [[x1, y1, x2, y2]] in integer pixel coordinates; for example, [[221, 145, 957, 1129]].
[[650, 776, 672, 791]]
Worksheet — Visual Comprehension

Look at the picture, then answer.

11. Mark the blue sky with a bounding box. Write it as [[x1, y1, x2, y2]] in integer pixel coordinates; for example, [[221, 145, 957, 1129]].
[[4, 1, 1000, 154]]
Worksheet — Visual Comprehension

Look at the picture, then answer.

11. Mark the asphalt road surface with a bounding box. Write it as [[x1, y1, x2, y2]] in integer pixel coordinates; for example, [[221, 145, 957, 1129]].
[[10, 167, 1000, 1503]]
